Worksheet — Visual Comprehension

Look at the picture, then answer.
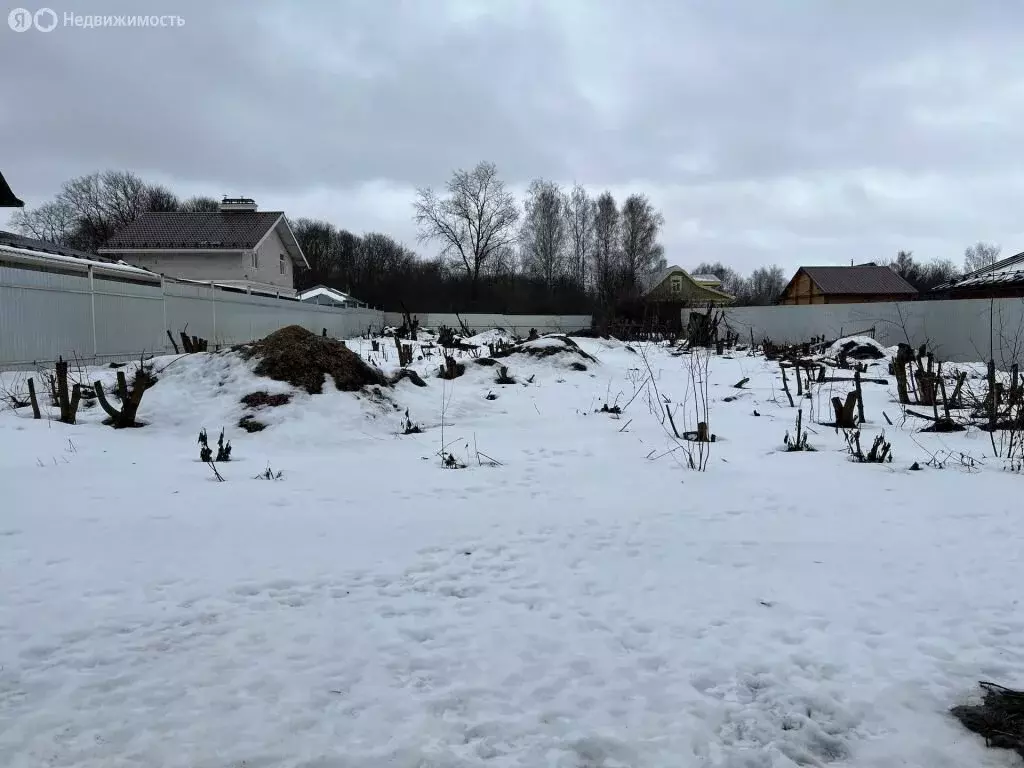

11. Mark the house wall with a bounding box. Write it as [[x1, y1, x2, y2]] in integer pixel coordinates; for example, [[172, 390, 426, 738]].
[[722, 297, 1024, 364], [118, 250, 244, 282], [253, 227, 295, 291], [780, 271, 822, 305], [114, 234, 295, 293]]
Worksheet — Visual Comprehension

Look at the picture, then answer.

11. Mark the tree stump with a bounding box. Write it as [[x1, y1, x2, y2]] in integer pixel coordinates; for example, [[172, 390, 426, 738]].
[[831, 391, 858, 428], [26, 377, 41, 419]]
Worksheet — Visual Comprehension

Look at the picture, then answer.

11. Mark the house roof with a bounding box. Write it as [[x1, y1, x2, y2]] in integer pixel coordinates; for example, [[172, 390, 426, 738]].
[[0, 171, 24, 207], [297, 285, 362, 304], [690, 273, 722, 285], [0, 230, 104, 261], [99, 211, 309, 267], [640, 265, 734, 301], [792, 265, 918, 296], [933, 250, 1024, 292], [0, 240, 159, 281]]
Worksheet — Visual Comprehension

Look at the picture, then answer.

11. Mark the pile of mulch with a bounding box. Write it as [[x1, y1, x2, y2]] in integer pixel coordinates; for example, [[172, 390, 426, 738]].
[[240, 325, 387, 395], [951, 681, 1024, 759]]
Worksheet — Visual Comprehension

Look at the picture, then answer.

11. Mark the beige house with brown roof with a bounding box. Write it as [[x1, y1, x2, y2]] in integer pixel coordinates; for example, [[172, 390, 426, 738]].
[[98, 197, 308, 296]]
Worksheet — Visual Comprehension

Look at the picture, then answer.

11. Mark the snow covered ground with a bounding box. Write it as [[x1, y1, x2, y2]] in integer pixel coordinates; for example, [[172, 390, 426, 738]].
[[1, 334, 1022, 767]]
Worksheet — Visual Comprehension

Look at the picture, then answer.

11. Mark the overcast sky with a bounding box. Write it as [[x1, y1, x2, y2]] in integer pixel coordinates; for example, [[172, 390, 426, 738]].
[[3, 0, 1023, 274]]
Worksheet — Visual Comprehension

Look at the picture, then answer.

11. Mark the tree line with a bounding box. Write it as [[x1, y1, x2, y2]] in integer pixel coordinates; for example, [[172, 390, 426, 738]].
[[8, 166, 1006, 312]]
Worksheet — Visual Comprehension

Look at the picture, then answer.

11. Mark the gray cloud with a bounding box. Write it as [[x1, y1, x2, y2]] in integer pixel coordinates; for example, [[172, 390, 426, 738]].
[[3, 0, 1024, 275]]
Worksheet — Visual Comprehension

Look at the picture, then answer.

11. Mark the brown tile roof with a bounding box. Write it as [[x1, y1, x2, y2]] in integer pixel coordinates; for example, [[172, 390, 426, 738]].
[[799, 266, 918, 295], [102, 211, 284, 250]]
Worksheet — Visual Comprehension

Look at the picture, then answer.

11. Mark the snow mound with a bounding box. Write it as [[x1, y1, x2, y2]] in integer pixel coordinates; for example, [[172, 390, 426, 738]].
[[490, 335, 597, 371], [465, 328, 515, 346], [240, 325, 387, 394], [826, 335, 888, 361]]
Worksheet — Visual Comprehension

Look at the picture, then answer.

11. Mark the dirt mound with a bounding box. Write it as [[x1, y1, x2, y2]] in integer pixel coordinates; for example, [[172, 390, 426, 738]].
[[240, 391, 291, 408], [241, 326, 387, 395]]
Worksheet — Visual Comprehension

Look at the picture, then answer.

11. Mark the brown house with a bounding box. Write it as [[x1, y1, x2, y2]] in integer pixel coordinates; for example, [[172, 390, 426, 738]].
[[779, 265, 917, 305]]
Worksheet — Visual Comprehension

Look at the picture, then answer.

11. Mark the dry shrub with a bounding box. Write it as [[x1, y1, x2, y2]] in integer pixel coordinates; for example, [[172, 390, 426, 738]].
[[242, 325, 387, 394], [952, 682, 1024, 759]]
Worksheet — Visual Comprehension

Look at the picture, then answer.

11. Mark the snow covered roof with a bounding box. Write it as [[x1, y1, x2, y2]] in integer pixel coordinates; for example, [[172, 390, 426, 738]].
[[690, 273, 722, 285], [0, 241, 159, 281], [297, 285, 364, 305], [932, 250, 1024, 292]]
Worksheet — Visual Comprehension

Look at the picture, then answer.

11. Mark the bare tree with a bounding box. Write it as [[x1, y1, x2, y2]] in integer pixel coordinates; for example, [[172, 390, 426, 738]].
[[8, 201, 77, 243], [592, 191, 620, 306], [746, 265, 787, 305], [563, 183, 594, 289], [11, 170, 179, 251], [413, 161, 520, 304], [179, 196, 221, 212], [964, 241, 1001, 273], [520, 179, 567, 289], [693, 261, 748, 299], [619, 194, 665, 293], [889, 250, 920, 284]]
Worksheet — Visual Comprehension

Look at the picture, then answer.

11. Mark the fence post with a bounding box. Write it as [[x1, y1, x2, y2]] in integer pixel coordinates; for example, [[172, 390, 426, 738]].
[[88, 264, 98, 357], [210, 282, 217, 349], [160, 276, 167, 349]]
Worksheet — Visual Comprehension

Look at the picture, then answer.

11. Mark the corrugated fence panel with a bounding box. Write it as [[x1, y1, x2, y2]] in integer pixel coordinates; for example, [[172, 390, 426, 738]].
[[1, 260, 598, 369], [723, 298, 1024, 365], [164, 283, 216, 348], [0, 262, 94, 367], [93, 277, 166, 359]]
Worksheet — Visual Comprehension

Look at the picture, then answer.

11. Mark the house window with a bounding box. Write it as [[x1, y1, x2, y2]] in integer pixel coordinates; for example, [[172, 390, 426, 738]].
[[670, 275, 682, 294], [251, 252, 259, 270], [280, 253, 286, 275]]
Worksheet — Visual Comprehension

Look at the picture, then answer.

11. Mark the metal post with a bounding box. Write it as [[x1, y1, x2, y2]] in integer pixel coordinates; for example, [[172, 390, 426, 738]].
[[210, 281, 217, 349], [88, 265, 98, 357], [160, 276, 167, 349]]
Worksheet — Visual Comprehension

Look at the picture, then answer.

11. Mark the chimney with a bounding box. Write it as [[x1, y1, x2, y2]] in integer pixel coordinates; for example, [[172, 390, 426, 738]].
[[219, 196, 257, 212]]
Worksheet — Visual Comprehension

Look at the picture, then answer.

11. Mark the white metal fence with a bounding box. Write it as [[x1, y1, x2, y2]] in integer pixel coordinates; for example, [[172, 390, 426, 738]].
[[723, 298, 1024, 365], [0, 251, 382, 369], [0, 248, 596, 370]]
